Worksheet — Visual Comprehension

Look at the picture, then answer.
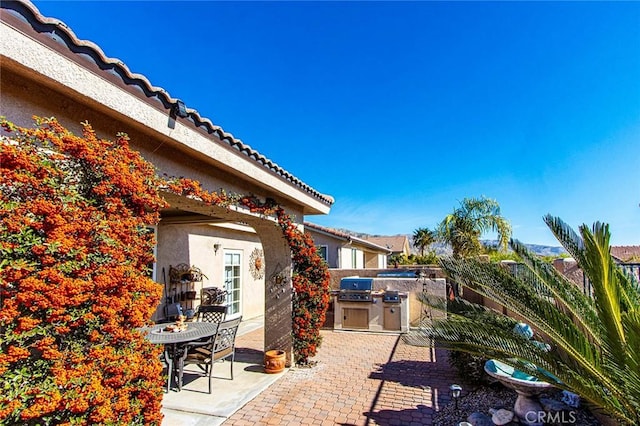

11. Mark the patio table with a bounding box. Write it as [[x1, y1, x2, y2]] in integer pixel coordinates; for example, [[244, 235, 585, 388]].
[[140, 322, 219, 391], [141, 322, 219, 345]]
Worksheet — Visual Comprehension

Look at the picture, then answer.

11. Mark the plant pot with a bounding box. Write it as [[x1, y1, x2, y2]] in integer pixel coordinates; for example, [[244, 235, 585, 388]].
[[264, 350, 286, 374]]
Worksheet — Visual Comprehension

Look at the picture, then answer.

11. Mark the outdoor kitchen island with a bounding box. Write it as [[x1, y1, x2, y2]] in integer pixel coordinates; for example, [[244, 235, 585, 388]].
[[333, 278, 410, 333]]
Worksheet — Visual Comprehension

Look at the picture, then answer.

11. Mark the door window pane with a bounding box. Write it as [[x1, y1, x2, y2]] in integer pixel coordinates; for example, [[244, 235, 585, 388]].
[[224, 251, 242, 316]]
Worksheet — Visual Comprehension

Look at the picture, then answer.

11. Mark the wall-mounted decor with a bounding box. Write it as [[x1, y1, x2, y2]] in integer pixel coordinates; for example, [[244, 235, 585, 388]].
[[169, 263, 205, 283], [269, 263, 289, 299], [249, 248, 265, 280]]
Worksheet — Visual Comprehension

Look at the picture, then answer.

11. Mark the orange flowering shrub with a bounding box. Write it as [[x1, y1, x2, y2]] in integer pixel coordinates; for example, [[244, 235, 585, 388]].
[[274, 209, 331, 364], [0, 118, 165, 424]]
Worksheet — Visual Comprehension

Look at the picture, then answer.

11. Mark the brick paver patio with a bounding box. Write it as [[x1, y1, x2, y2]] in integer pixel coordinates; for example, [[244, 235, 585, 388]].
[[224, 328, 460, 425]]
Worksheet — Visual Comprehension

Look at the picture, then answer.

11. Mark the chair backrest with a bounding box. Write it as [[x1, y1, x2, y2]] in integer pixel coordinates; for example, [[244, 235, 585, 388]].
[[213, 317, 242, 355], [201, 287, 228, 306], [197, 305, 227, 323]]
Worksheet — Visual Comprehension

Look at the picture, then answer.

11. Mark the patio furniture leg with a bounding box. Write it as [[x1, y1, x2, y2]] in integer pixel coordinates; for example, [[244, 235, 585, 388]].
[[164, 347, 173, 392], [176, 344, 189, 392]]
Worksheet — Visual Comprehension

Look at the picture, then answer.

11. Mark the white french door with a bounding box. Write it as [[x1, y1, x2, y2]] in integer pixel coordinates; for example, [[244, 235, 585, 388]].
[[223, 250, 242, 318]]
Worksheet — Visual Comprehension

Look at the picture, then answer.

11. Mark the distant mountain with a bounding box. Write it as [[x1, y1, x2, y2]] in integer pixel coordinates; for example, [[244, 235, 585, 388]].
[[480, 240, 567, 257], [322, 227, 567, 257], [331, 228, 388, 240], [521, 244, 568, 256]]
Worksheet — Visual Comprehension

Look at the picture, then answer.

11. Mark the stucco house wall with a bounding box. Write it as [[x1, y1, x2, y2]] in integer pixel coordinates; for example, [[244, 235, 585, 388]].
[[304, 222, 390, 270], [339, 247, 363, 269], [306, 231, 340, 268], [365, 235, 411, 258], [156, 223, 265, 322], [364, 252, 386, 269]]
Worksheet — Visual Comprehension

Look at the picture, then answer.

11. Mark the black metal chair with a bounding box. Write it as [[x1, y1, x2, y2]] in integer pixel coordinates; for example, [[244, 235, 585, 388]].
[[196, 304, 227, 324], [176, 316, 242, 393]]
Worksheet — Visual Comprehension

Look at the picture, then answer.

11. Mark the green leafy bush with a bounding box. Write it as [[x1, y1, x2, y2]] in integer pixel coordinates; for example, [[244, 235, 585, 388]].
[[448, 350, 490, 386]]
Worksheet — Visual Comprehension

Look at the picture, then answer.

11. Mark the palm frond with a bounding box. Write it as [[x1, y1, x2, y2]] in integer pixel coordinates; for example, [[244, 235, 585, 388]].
[[579, 222, 626, 368], [616, 266, 640, 313], [412, 305, 636, 422], [620, 305, 640, 412], [416, 216, 640, 423], [418, 291, 513, 326], [621, 310, 640, 381], [543, 215, 587, 266], [510, 239, 602, 345], [440, 255, 602, 370], [437, 196, 511, 257]]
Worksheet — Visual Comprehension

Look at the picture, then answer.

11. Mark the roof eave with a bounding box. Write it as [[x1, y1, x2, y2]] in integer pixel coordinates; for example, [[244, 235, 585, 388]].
[[0, 0, 334, 211]]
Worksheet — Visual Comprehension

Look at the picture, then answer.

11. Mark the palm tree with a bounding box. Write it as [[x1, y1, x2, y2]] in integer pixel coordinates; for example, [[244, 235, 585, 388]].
[[413, 227, 436, 256], [437, 196, 511, 257], [408, 215, 640, 423]]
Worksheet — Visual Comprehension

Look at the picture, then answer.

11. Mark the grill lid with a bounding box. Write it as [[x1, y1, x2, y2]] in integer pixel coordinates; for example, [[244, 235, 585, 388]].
[[340, 277, 373, 291]]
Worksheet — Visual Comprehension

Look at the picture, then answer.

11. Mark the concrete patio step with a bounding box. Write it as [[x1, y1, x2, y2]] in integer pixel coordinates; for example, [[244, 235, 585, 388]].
[[161, 316, 283, 426]]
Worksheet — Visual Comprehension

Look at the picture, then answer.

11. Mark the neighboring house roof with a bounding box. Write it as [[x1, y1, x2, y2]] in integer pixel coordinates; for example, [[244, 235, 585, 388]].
[[611, 246, 640, 263], [364, 236, 409, 254], [0, 0, 333, 208], [304, 223, 391, 253]]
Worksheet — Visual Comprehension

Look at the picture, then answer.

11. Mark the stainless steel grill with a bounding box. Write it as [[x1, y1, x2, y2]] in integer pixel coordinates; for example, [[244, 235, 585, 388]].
[[338, 278, 373, 302], [382, 290, 400, 303]]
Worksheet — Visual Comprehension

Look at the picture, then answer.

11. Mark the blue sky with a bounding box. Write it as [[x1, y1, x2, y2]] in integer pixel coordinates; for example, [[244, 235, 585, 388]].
[[33, 1, 640, 246]]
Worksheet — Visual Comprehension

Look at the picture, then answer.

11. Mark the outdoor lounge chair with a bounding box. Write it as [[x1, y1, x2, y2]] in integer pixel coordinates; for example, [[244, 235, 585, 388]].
[[196, 304, 227, 324], [176, 316, 242, 393]]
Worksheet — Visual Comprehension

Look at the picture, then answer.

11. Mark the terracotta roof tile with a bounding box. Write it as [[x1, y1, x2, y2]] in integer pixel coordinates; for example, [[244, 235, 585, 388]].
[[304, 222, 391, 253], [3, 0, 333, 206], [364, 236, 409, 252], [611, 246, 640, 263]]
